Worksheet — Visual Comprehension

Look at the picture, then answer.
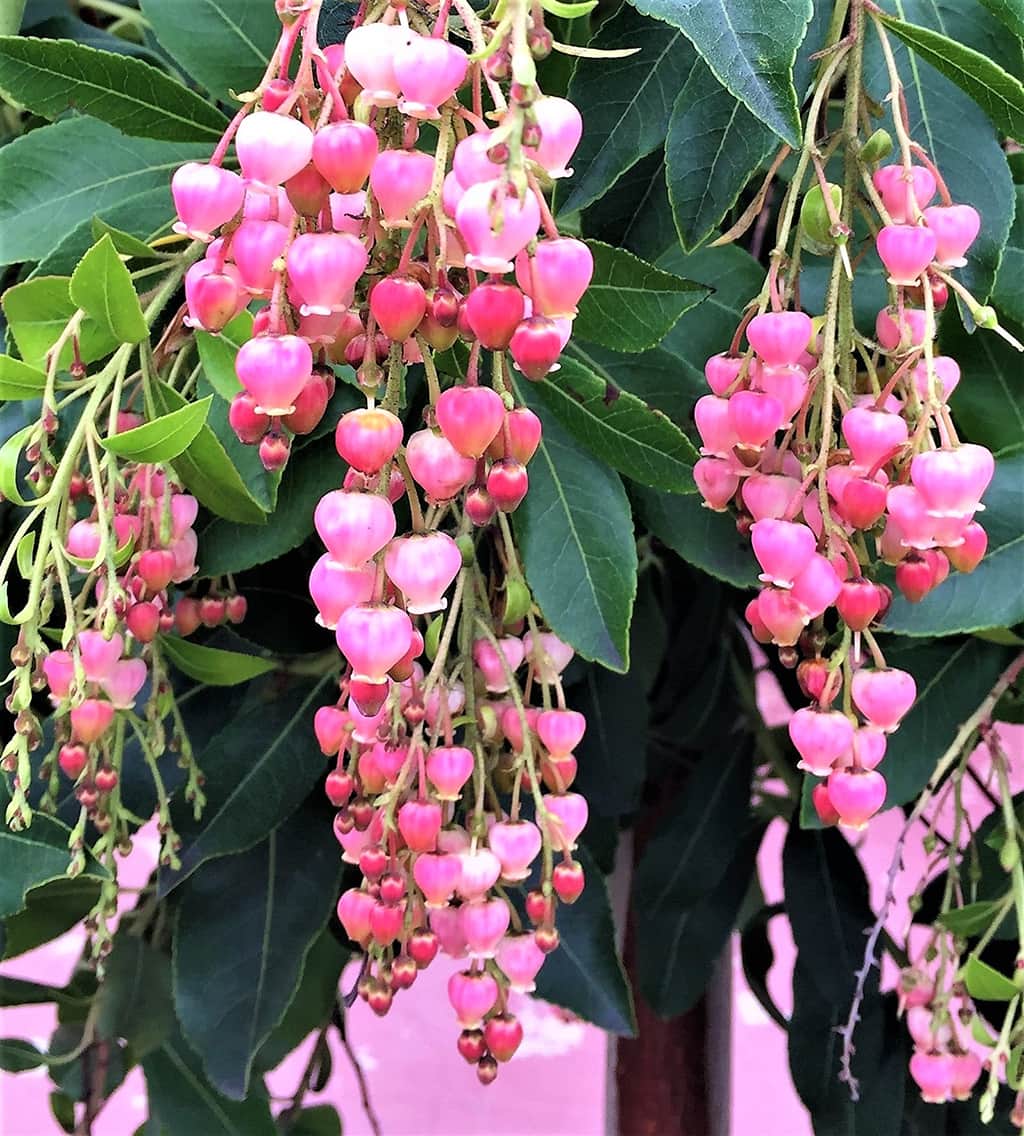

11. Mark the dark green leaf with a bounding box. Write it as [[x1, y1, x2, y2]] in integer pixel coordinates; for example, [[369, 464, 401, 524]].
[[0, 975, 84, 1007], [938, 900, 1007, 937], [559, 7, 696, 215], [0, 1038, 45, 1071], [70, 234, 148, 344], [195, 312, 251, 400], [2, 876, 103, 959], [993, 188, 1024, 326], [580, 149, 675, 263], [2, 276, 119, 370], [877, 12, 1024, 140], [574, 241, 707, 352], [0, 355, 46, 401], [666, 57, 777, 250], [288, 1107, 343, 1136], [980, 0, 1024, 38], [196, 374, 280, 514], [513, 382, 637, 671], [50, 1090, 75, 1133], [0, 810, 109, 919], [963, 955, 1019, 1000], [883, 452, 1024, 635], [634, 485, 759, 588], [533, 354, 697, 491], [101, 396, 212, 463], [0, 36, 228, 141], [0, 118, 207, 268], [141, 0, 279, 103], [143, 1026, 276, 1136], [625, 0, 812, 147], [174, 796, 343, 1098], [159, 674, 333, 894], [159, 636, 276, 686], [942, 315, 1024, 454], [95, 933, 175, 1059]]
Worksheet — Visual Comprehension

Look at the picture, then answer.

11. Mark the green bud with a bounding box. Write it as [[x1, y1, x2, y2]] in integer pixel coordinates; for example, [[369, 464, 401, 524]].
[[424, 615, 444, 662], [860, 128, 894, 164], [502, 577, 533, 623], [800, 183, 843, 249], [1001, 838, 1020, 871], [974, 305, 999, 329]]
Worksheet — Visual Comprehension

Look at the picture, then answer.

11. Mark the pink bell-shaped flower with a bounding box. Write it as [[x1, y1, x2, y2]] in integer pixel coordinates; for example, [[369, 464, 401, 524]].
[[542, 791, 588, 851], [515, 238, 594, 318], [453, 132, 504, 187], [886, 485, 941, 550], [230, 219, 290, 296], [508, 316, 564, 381], [404, 429, 476, 501], [526, 97, 583, 178], [488, 821, 543, 882], [286, 232, 368, 316], [395, 34, 468, 119], [523, 632, 574, 682], [101, 659, 148, 710], [872, 165, 937, 223], [384, 532, 462, 614], [335, 407, 403, 473], [496, 932, 546, 993], [875, 306, 929, 352], [694, 395, 739, 458], [741, 473, 802, 521], [43, 650, 75, 700], [313, 489, 396, 567], [465, 283, 526, 350], [77, 631, 123, 684], [694, 457, 741, 511], [851, 667, 917, 732], [842, 406, 908, 471], [435, 386, 506, 458], [312, 120, 378, 194], [235, 111, 314, 188], [923, 204, 980, 267], [172, 162, 245, 241], [308, 555, 376, 629], [826, 767, 887, 830], [234, 334, 312, 415], [704, 353, 744, 395], [746, 311, 813, 366], [414, 853, 463, 908], [456, 180, 541, 273], [343, 23, 408, 106], [790, 554, 843, 618], [728, 390, 785, 448], [536, 709, 586, 757], [370, 148, 435, 223], [910, 444, 994, 517], [876, 224, 937, 285], [329, 191, 367, 235], [461, 897, 511, 959], [912, 356, 961, 404], [336, 603, 413, 681], [472, 636, 525, 694], [457, 847, 503, 901], [447, 971, 499, 1029], [750, 519, 817, 588], [184, 259, 246, 332], [425, 745, 475, 800], [788, 707, 854, 775], [756, 364, 809, 421]]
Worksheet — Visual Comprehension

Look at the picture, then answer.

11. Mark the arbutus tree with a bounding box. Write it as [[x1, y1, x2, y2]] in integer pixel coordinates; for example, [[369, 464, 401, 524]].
[[0, 0, 1022, 1133]]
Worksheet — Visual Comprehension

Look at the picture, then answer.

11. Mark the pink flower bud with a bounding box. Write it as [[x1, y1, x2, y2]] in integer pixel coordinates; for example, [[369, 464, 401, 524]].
[[911, 356, 960, 404], [704, 353, 744, 395], [852, 726, 887, 771], [369, 274, 427, 341], [436, 386, 506, 458], [397, 798, 443, 853], [335, 407, 403, 474]]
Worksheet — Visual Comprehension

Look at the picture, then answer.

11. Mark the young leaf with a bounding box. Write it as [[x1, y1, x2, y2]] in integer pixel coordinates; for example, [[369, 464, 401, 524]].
[[0, 356, 47, 401], [0, 118, 208, 268], [533, 355, 697, 492], [195, 311, 252, 400], [159, 636, 276, 686], [92, 217, 158, 261], [101, 397, 213, 463], [559, 7, 696, 215], [963, 955, 1019, 1001], [173, 796, 343, 1098], [70, 234, 148, 344], [574, 241, 708, 352], [877, 12, 1024, 141], [624, 0, 812, 148], [2, 276, 119, 370], [141, 0, 279, 103], [513, 381, 637, 672], [0, 36, 228, 142]]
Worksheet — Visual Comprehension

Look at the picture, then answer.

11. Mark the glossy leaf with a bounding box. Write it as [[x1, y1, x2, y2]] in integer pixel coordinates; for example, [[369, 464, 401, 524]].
[[963, 955, 1019, 1001], [993, 188, 1024, 326], [625, 0, 812, 147], [159, 636, 276, 686], [513, 382, 637, 672], [533, 354, 697, 491], [580, 149, 675, 263], [574, 241, 708, 352], [2, 276, 118, 370], [141, 0, 279, 103], [884, 451, 1024, 635], [942, 317, 1024, 455], [151, 381, 270, 525], [159, 674, 333, 894], [92, 216, 158, 260], [101, 396, 212, 463], [666, 57, 777, 250], [980, 0, 1024, 37], [0, 356, 46, 401], [559, 7, 696, 215], [195, 312, 251, 401], [0, 1038, 45, 1072], [95, 933, 175, 1059], [70, 234, 148, 344], [877, 12, 1024, 140], [173, 797, 343, 1098], [0, 118, 207, 268], [0, 35, 228, 141], [1, 877, 104, 960]]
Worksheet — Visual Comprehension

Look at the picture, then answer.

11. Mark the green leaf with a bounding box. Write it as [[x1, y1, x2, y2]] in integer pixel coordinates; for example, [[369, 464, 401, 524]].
[[938, 901, 1006, 937], [0, 1038, 45, 1072], [0, 356, 46, 401], [883, 452, 1024, 635], [633, 486, 759, 588], [92, 216, 159, 261], [0, 976, 84, 1008], [541, 0, 597, 16], [195, 311, 252, 400], [289, 1107, 342, 1136], [666, 56, 777, 250], [573, 241, 707, 351], [513, 382, 637, 671], [141, 0, 279, 103], [533, 354, 697, 491], [529, 843, 636, 1034], [150, 381, 270, 524], [0, 36, 228, 141], [101, 396, 213, 463], [993, 188, 1024, 326], [2, 276, 118, 370], [0, 0, 25, 36], [70, 234, 148, 344], [864, 3, 1015, 302], [95, 933, 175, 1059], [963, 955, 1019, 1001], [980, 0, 1024, 38], [143, 1027, 276, 1136], [159, 674, 333, 894], [580, 149, 675, 263], [559, 7, 696, 216], [0, 118, 208, 268], [0, 811, 109, 920], [173, 796, 343, 1098], [624, 0, 811, 147], [2, 877, 104, 960], [159, 636, 276, 686], [877, 12, 1024, 141], [941, 315, 1024, 454]]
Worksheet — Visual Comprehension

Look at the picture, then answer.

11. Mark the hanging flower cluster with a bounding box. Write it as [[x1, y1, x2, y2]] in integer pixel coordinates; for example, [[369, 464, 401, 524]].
[[171, 0, 593, 1082]]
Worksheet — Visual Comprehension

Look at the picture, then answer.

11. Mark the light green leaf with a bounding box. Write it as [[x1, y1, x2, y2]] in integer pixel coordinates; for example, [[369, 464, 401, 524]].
[[195, 311, 252, 400], [963, 955, 1019, 1001], [70, 235, 148, 344], [0, 356, 46, 401], [574, 240, 708, 352], [0, 36, 228, 142], [0, 0, 26, 37], [0, 424, 38, 508], [159, 637, 276, 686], [2, 276, 119, 370], [101, 396, 212, 463], [534, 355, 697, 491], [92, 216, 159, 260]]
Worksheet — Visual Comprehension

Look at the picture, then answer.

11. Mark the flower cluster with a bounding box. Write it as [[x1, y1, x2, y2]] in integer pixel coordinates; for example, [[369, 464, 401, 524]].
[[171, 0, 593, 1080], [694, 147, 996, 831]]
